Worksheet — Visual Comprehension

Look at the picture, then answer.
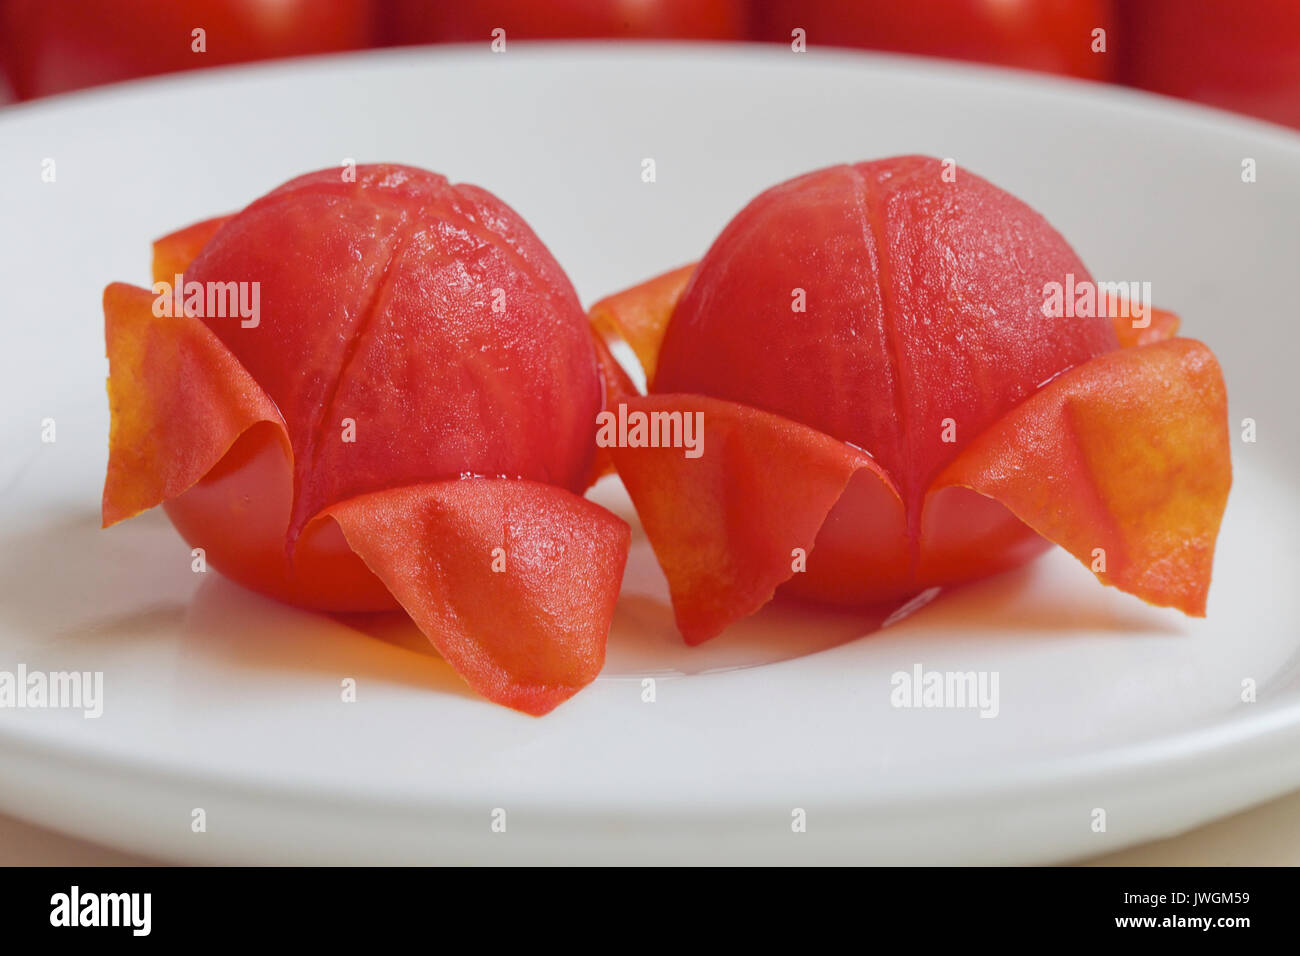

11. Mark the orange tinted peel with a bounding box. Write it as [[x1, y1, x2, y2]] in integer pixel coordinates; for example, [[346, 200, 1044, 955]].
[[606, 394, 897, 644], [936, 338, 1230, 615]]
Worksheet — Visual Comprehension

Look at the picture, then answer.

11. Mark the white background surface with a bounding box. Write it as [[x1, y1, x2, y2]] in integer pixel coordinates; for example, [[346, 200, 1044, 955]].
[[0, 46, 1297, 865]]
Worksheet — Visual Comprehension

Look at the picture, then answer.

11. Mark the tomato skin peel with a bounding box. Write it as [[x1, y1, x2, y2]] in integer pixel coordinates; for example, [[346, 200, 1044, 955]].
[[102, 282, 282, 530], [591, 157, 1231, 640], [936, 337, 1230, 616], [104, 165, 630, 714], [324, 479, 629, 714], [606, 394, 897, 644]]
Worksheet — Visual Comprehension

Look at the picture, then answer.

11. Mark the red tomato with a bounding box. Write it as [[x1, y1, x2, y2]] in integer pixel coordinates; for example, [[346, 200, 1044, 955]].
[[0, 0, 373, 100], [652, 156, 1119, 605], [163, 164, 600, 610], [754, 0, 1115, 80], [657, 156, 1118, 505], [1118, 0, 1300, 129], [380, 0, 746, 44], [186, 165, 599, 538]]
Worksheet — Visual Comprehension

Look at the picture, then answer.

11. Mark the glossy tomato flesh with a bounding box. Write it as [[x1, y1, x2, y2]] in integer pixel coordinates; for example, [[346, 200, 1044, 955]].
[[165, 164, 600, 610], [654, 156, 1120, 602]]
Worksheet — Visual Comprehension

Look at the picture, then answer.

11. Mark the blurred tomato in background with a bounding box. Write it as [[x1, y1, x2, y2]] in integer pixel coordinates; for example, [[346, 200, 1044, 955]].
[[753, 0, 1114, 80], [378, 0, 746, 43], [0, 0, 373, 100], [1, 1, 1298, 131], [1118, 0, 1300, 129]]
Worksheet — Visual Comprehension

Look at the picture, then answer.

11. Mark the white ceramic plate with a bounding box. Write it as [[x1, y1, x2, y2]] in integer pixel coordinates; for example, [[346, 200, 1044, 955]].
[[1, 44, 1297, 865]]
